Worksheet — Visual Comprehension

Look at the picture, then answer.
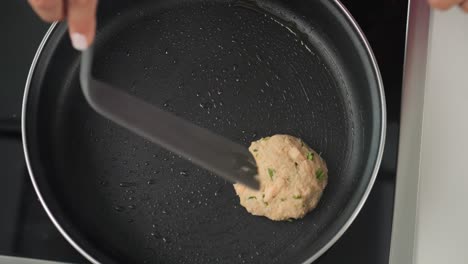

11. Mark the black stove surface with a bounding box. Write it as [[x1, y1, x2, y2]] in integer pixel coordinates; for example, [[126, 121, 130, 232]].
[[0, 0, 407, 263]]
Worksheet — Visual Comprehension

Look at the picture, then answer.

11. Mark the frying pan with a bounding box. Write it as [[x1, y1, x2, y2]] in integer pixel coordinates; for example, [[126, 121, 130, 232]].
[[22, 0, 385, 263]]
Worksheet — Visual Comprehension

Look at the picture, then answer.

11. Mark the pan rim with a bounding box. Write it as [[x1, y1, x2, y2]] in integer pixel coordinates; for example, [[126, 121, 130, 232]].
[[22, 22, 102, 264], [301, 1, 386, 263], [21, 1, 386, 263]]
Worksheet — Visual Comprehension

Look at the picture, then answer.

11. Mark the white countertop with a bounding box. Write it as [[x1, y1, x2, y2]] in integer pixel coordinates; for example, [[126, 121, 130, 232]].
[[390, 1, 468, 263], [0, 256, 70, 264]]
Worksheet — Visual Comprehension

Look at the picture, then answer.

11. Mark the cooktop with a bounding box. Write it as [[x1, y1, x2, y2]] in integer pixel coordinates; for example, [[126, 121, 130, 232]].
[[0, 0, 407, 263]]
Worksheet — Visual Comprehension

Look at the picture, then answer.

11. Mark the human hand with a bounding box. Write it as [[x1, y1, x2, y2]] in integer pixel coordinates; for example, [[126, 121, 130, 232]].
[[429, 0, 468, 12], [27, 0, 465, 53], [28, 0, 98, 51]]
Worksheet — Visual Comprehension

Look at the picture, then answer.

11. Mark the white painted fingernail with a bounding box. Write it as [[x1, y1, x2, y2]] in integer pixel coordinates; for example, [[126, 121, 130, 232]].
[[70, 33, 88, 51]]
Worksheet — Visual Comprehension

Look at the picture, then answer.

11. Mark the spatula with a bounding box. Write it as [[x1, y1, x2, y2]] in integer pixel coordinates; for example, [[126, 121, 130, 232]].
[[79, 47, 259, 190]]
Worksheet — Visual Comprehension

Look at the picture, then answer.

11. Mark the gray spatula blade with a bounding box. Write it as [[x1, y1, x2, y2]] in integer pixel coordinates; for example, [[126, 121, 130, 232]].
[[80, 48, 259, 190]]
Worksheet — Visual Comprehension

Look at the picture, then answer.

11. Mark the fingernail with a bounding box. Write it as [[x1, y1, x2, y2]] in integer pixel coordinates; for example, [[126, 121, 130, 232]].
[[70, 33, 88, 51]]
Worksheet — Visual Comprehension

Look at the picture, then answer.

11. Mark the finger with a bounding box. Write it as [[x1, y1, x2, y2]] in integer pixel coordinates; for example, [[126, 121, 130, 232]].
[[460, 0, 468, 12], [28, 0, 64, 22], [67, 0, 98, 51], [428, 0, 464, 10]]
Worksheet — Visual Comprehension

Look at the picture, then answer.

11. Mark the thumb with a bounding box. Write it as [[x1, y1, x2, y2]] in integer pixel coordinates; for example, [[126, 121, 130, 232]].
[[67, 0, 98, 51]]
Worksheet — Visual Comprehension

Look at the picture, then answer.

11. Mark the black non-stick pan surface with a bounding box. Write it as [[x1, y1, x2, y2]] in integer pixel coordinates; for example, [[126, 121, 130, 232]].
[[22, 0, 385, 263]]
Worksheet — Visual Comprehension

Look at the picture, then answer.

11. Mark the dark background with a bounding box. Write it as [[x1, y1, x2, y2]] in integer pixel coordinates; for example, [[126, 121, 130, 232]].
[[0, 0, 407, 263]]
